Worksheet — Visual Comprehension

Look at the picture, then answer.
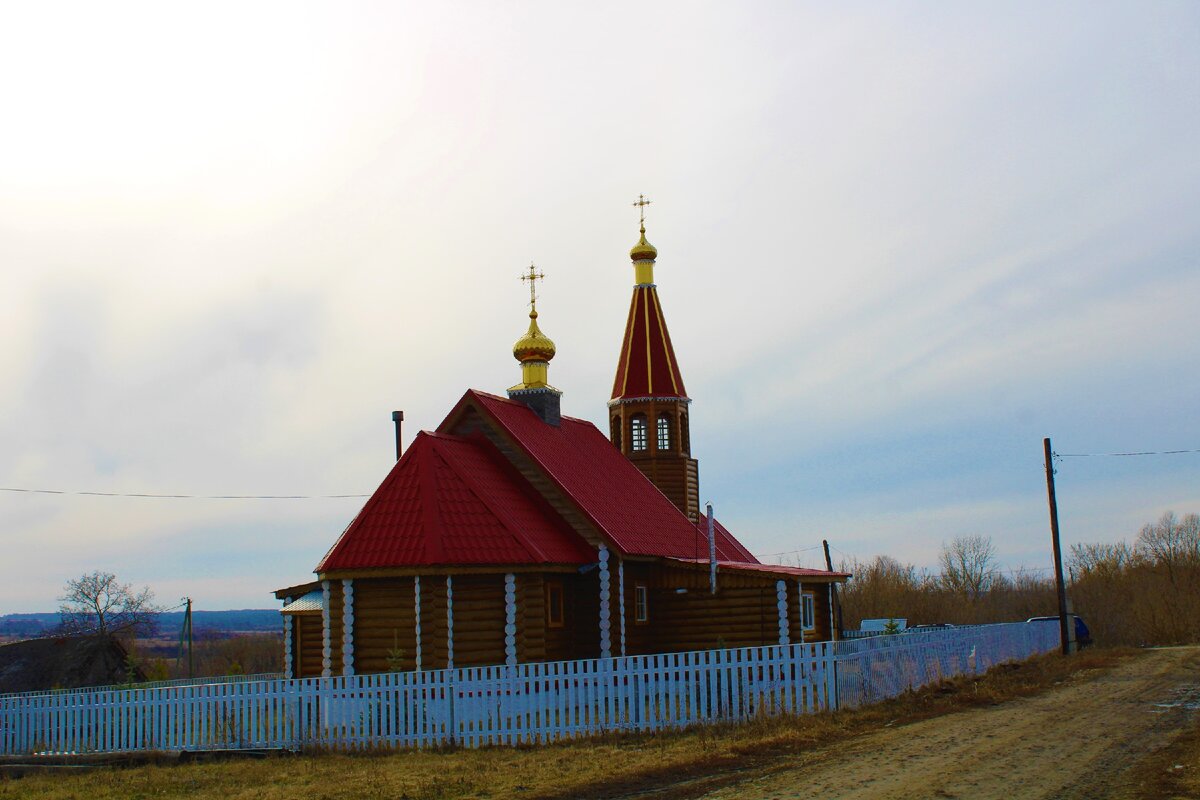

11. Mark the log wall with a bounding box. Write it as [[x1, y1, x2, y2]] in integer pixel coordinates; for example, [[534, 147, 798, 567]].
[[351, 577, 418, 674], [293, 613, 323, 678], [327, 584, 343, 674], [519, 574, 547, 663]]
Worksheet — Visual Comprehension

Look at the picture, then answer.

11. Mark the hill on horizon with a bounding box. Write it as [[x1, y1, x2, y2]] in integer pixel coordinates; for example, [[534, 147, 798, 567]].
[[0, 609, 280, 640]]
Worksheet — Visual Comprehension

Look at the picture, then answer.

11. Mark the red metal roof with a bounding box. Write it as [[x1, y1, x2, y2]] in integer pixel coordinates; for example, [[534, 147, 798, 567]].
[[611, 286, 688, 400], [316, 431, 595, 572], [446, 391, 759, 563]]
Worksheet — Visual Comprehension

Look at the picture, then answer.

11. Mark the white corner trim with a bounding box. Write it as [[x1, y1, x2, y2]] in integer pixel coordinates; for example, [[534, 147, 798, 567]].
[[504, 573, 517, 666], [598, 545, 612, 658], [341, 578, 355, 676], [321, 580, 332, 678]]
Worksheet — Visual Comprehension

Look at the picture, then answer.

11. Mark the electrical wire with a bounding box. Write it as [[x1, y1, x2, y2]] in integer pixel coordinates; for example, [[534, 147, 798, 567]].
[[1056, 448, 1200, 458], [0, 486, 369, 499], [753, 545, 824, 560]]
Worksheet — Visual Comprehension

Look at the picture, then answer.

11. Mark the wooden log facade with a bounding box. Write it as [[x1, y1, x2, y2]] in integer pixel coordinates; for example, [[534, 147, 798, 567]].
[[282, 561, 841, 677]]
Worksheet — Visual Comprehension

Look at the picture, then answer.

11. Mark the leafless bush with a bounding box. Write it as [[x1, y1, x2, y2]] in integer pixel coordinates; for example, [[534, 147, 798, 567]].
[[840, 513, 1199, 647]]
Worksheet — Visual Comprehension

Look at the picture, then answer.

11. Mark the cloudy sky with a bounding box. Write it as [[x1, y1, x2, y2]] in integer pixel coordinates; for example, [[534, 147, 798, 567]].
[[1, 2, 1197, 612]]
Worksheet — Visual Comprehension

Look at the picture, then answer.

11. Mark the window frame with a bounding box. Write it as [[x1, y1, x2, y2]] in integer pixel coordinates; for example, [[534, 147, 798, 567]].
[[545, 580, 565, 629], [634, 584, 649, 623], [656, 413, 671, 451], [610, 416, 622, 451], [630, 414, 648, 452], [801, 591, 816, 632]]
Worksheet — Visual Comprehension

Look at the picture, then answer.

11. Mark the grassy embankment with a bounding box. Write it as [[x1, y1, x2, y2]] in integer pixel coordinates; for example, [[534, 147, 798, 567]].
[[1, 648, 1133, 800]]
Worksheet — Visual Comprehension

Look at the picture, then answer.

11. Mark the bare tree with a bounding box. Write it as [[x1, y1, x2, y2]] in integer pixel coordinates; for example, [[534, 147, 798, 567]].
[[1069, 541, 1134, 579], [58, 571, 161, 638], [938, 534, 998, 600]]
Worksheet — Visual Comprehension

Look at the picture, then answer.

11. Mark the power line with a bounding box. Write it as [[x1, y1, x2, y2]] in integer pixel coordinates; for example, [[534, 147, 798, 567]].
[[0, 486, 369, 500], [753, 545, 824, 560], [1056, 448, 1200, 458]]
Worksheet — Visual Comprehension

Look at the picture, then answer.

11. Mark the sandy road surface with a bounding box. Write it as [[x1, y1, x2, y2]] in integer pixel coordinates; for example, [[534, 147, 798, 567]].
[[696, 646, 1200, 800]]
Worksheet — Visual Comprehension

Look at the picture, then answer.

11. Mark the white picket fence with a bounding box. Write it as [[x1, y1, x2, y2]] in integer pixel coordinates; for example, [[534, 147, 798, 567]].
[[0, 621, 1059, 755]]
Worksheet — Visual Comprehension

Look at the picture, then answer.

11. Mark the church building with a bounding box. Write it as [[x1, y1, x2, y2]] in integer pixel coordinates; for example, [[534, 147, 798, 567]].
[[274, 206, 848, 678]]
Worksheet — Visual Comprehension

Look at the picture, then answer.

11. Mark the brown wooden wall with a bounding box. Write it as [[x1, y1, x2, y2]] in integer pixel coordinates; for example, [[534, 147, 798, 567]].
[[519, 574, 547, 662], [448, 574, 506, 667], [293, 613, 323, 678], [328, 582, 343, 672], [352, 577, 418, 673], [302, 567, 840, 676]]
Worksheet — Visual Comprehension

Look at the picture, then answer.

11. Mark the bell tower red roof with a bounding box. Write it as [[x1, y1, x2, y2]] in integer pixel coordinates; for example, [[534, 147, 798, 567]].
[[610, 224, 688, 402]]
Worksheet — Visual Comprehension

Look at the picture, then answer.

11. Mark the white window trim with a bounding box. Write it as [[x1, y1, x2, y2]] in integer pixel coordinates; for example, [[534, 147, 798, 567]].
[[634, 584, 649, 623], [801, 592, 816, 632]]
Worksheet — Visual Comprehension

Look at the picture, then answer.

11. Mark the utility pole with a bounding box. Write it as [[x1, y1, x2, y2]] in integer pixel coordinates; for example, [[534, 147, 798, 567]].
[[185, 598, 194, 678], [1043, 438, 1071, 656], [822, 539, 843, 637]]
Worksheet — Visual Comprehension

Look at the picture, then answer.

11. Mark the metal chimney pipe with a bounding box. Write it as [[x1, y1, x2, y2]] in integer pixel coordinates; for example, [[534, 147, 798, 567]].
[[391, 410, 404, 460], [707, 502, 717, 594]]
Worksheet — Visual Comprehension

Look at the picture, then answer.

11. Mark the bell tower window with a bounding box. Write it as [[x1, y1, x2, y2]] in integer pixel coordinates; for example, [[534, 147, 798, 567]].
[[656, 413, 671, 451], [611, 416, 622, 450], [630, 414, 648, 451], [681, 412, 690, 455]]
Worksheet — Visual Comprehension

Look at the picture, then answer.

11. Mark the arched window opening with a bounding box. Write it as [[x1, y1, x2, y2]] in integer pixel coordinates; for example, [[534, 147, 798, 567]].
[[630, 414, 648, 452], [656, 413, 671, 451], [680, 412, 691, 454], [611, 416, 622, 451]]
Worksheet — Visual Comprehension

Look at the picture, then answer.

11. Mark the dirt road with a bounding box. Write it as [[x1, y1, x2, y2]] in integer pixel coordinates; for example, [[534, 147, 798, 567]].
[[691, 646, 1200, 800]]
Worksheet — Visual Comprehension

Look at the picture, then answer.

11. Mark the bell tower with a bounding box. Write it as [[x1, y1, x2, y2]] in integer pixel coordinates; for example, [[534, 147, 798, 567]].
[[608, 196, 700, 522]]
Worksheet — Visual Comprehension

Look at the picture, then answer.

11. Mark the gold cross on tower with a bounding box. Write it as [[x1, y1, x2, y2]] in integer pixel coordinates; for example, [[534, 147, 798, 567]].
[[521, 262, 546, 308], [632, 194, 652, 226]]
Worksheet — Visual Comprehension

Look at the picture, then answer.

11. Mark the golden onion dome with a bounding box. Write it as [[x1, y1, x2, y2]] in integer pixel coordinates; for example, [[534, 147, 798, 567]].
[[629, 224, 658, 261], [512, 309, 556, 363]]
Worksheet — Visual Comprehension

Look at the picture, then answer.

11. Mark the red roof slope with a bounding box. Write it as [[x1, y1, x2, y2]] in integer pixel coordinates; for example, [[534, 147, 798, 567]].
[[611, 286, 688, 400], [317, 431, 595, 572], [447, 391, 758, 563]]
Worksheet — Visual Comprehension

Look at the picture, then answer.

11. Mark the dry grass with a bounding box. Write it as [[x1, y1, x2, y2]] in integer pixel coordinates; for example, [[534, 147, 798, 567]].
[[0, 648, 1133, 800]]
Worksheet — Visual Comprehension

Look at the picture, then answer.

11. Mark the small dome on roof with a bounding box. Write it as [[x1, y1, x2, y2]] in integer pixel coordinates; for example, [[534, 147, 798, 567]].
[[629, 225, 657, 261], [512, 310, 556, 363]]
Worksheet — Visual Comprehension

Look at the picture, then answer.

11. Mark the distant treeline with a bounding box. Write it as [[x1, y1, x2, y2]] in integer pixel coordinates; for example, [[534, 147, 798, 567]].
[[840, 511, 1200, 648], [0, 609, 282, 639]]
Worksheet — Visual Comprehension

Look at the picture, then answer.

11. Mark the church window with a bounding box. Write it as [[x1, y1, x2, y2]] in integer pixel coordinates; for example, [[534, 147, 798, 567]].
[[635, 585, 649, 623], [657, 414, 671, 451], [631, 414, 648, 451], [611, 416, 622, 450], [546, 581, 564, 628]]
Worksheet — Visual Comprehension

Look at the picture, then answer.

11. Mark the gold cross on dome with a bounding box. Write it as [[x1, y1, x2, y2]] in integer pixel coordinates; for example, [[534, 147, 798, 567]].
[[632, 194, 652, 226], [520, 262, 545, 308]]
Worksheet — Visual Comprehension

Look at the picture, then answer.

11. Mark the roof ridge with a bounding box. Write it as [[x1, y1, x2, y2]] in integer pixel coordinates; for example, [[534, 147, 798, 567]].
[[464, 388, 591, 424], [419, 437, 447, 564], [435, 436, 554, 563]]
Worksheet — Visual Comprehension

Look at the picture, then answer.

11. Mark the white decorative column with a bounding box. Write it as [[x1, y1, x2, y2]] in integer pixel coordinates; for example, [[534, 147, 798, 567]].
[[598, 545, 612, 658], [617, 560, 627, 657], [797, 580, 805, 642], [341, 579, 355, 676], [776, 580, 790, 645], [413, 575, 422, 671], [828, 583, 836, 641], [504, 573, 517, 666], [446, 576, 454, 670], [282, 597, 293, 680], [320, 580, 332, 677]]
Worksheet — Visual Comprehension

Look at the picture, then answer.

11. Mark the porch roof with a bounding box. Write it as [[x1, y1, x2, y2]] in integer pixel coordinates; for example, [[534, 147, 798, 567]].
[[668, 558, 851, 580]]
